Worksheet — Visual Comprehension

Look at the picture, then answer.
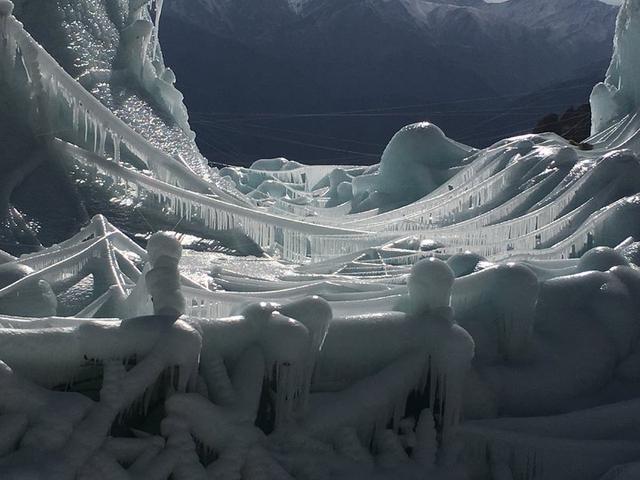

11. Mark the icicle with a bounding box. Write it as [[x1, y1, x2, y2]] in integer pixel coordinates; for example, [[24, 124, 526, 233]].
[[83, 109, 88, 143], [152, 0, 163, 61], [98, 127, 107, 156], [93, 118, 98, 152], [72, 99, 79, 135], [274, 362, 294, 427], [112, 132, 121, 162]]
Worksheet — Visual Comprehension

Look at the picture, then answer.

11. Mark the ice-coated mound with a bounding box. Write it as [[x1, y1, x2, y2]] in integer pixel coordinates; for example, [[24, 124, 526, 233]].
[[279, 295, 332, 350], [408, 257, 455, 313], [490, 263, 539, 301], [591, 0, 640, 134], [353, 122, 475, 208], [219, 166, 246, 185], [578, 246, 630, 272], [550, 146, 579, 168], [262, 312, 310, 363], [325, 169, 355, 206], [447, 251, 485, 277], [256, 180, 287, 199], [380, 122, 473, 187], [328, 168, 352, 190], [146, 231, 183, 264], [251, 157, 303, 171]]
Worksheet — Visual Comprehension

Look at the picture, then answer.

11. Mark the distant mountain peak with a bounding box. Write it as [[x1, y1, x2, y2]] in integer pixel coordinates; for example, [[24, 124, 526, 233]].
[[287, 0, 312, 14]]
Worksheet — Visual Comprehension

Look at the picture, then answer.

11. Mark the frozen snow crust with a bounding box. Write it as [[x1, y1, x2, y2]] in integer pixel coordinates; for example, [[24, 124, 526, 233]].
[[1, 0, 640, 479]]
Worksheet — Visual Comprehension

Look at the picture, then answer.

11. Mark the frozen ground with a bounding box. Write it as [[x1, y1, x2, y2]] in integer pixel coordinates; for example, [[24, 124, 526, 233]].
[[0, 0, 640, 479]]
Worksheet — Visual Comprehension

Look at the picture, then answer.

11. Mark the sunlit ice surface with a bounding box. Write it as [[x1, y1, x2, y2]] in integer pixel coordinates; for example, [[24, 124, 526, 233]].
[[0, 0, 639, 479]]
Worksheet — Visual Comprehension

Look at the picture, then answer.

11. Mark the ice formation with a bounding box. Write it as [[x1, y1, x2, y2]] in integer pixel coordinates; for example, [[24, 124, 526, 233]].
[[352, 122, 476, 210], [591, 0, 640, 135], [0, 0, 640, 479]]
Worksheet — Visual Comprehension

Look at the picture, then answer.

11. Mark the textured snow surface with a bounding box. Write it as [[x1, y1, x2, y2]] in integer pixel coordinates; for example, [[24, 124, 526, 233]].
[[1, 0, 640, 479]]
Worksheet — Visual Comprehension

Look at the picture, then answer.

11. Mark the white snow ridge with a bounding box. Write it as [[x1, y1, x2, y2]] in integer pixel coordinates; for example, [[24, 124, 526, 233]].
[[0, 0, 640, 479]]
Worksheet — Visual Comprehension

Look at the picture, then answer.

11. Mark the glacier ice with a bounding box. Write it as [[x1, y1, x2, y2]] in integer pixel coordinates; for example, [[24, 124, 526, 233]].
[[0, 0, 640, 479], [591, 0, 640, 136]]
